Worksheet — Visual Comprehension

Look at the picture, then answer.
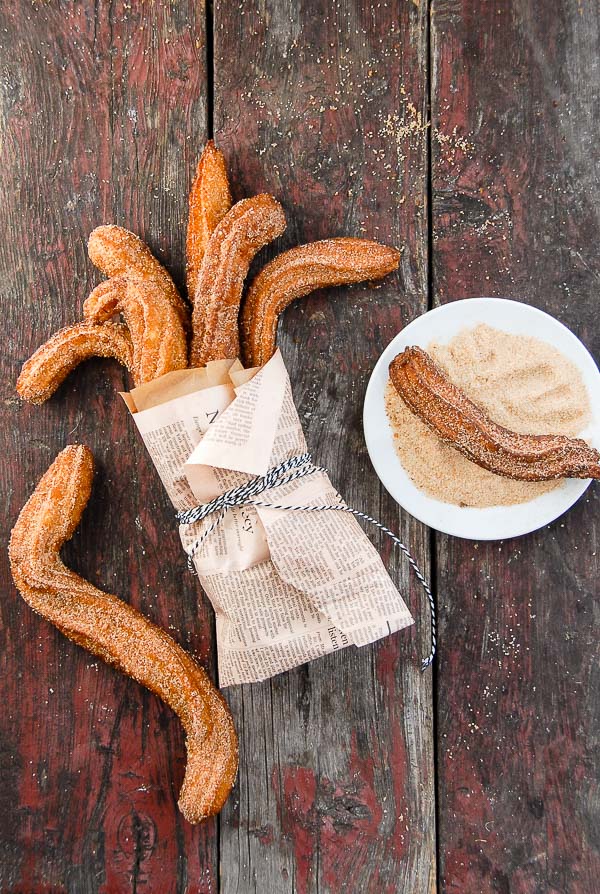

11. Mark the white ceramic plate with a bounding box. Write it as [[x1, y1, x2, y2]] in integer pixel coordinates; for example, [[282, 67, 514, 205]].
[[363, 298, 600, 540]]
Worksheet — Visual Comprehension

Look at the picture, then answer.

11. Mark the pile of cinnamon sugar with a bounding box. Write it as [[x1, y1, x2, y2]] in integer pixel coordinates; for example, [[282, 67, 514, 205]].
[[384, 323, 592, 508]]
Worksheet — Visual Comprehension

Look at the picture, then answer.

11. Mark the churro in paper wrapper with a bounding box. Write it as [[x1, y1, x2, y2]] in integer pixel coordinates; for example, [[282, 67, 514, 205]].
[[123, 350, 413, 686]]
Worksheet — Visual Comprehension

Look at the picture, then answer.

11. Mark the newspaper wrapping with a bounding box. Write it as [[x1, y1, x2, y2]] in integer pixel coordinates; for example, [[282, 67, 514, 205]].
[[123, 350, 413, 686]]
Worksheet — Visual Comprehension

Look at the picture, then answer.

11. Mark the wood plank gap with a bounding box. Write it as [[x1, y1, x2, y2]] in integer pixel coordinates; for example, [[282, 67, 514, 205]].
[[430, 525, 443, 894], [425, 5, 443, 891], [206, 0, 215, 140], [426, 0, 435, 316]]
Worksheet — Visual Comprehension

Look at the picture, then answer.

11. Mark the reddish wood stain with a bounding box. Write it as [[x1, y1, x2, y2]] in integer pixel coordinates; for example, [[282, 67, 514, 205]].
[[276, 744, 383, 894]]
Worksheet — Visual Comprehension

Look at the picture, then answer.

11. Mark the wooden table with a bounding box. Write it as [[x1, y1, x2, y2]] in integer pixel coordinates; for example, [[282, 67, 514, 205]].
[[1, 2, 598, 892]]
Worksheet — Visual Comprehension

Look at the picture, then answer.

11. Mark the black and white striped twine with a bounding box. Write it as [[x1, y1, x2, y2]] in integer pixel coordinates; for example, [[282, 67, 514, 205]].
[[177, 452, 436, 670]]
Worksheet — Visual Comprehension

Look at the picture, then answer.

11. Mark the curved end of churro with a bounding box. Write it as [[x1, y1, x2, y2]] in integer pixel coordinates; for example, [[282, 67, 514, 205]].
[[389, 347, 411, 374], [375, 243, 401, 275], [15, 376, 44, 405], [192, 140, 223, 184], [390, 346, 434, 380], [89, 224, 191, 334], [88, 225, 132, 275], [178, 692, 239, 823], [88, 224, 161, 281], [586, 462, 600, 480], [16, 322, 135, 404], [9, 444, 94, 574], [390, 344, 425, 373], [247, 193, 287, 237], [82, 277, 127, 323]]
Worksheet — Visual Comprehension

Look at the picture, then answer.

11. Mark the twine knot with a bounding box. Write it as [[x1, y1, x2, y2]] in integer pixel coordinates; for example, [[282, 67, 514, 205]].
[[177, 452, 322, 528]]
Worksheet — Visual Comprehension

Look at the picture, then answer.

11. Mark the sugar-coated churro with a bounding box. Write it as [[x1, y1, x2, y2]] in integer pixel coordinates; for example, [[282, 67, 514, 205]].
[[389, 346, 600, 481], [241, 238, 401, 367], [9, 445, 238, 823], [187, 141, 232, 300], [17, 321, 135, 403], [84, 275, 188, 383], [190, 195, 286, 366]]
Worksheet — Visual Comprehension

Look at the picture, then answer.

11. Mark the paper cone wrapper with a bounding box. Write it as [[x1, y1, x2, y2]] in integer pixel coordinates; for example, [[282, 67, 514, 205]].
[[123, 351, 413, 686]]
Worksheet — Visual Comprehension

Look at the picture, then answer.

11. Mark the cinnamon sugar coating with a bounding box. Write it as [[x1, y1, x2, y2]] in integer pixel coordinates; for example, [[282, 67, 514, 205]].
[[88, 224, 190, 329], [84, 275, 187, 383], [187, 141, 232, 300], [241, 238, 400, 367], [17, 321, 135, 402], [389, 346, 600, 481], [8, 445, 238, 823], [190, 194, 286, 366]]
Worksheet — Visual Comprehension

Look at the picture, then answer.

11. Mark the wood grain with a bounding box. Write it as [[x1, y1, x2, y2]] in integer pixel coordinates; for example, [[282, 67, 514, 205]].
[[0, 3, 216, 892], [213, 2, 435, 892], [431, 1, 600, 891]]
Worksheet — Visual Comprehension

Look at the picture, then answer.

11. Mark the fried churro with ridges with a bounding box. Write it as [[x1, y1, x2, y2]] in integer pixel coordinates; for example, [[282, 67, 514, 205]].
[[84, 275, 187, 383], [241, 238, 401, 367], [88, 225, 189, 329], [9, 445, 238, 824], [17, 322, 135, 403], [187, 141, 232, 300], [190, 195, 286, 367], [390, 346, 600, 481]]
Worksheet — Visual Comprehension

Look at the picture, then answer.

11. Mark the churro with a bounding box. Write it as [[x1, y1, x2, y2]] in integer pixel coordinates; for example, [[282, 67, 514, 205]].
[[9, 445, 238, 823], [190, 195, 286, 366], [17, 321, 135, 403], [389, 346, 600, 481], [241, 238, 400, 367], [187, 141, 232, 300]]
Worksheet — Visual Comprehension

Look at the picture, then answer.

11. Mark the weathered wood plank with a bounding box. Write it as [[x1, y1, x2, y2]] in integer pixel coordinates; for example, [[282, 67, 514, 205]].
[[0, 3, 215, 892], [431, 1, 600, 891], [214, 2, 435, 892]]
